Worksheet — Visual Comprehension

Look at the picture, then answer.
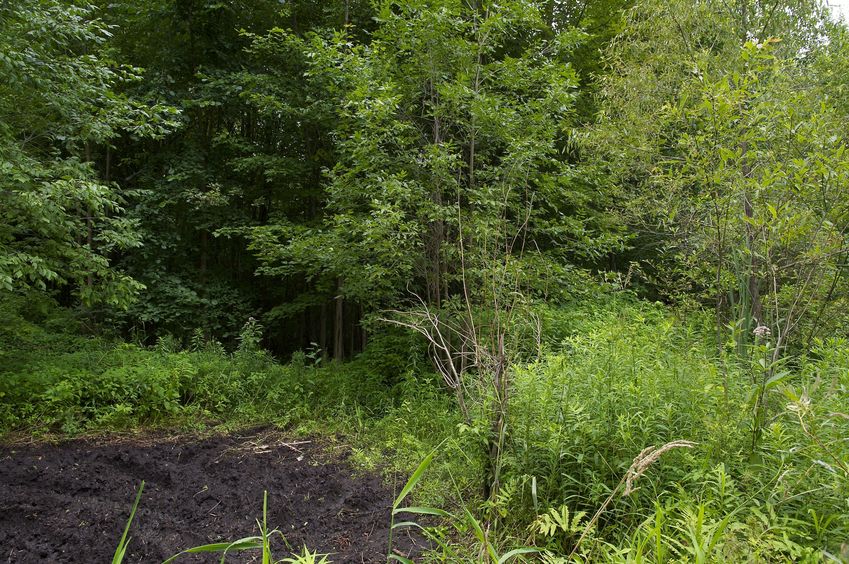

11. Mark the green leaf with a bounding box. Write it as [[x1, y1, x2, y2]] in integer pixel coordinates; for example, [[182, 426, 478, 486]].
[[161, 537, 264, 564], [498, 548, 541, 563], [112, 481, 144, 564], [392, 451, 435, 509], [764, 370, 792, 391], [391, 520, 422, 529]]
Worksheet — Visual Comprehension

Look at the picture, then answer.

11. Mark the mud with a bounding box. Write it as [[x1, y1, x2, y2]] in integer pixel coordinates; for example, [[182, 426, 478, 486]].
[[0, 429, 424, 563]]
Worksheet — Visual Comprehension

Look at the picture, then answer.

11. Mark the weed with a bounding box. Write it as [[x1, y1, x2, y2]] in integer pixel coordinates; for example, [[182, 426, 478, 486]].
[[160, 491, 331, 563], [112, 481, 144, 564]]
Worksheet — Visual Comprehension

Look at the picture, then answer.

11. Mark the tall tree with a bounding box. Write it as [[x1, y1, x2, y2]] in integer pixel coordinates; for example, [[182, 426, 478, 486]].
[[245, 0, 624, 502], [99, 0, 376, 347]]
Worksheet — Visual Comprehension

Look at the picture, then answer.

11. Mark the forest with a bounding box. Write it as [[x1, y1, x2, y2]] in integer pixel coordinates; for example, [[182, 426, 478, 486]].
[[1, 0, 848, 561]]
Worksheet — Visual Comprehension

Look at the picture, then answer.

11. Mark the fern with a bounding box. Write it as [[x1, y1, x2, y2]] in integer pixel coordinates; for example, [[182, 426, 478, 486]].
[[530, 504, 587, 550]]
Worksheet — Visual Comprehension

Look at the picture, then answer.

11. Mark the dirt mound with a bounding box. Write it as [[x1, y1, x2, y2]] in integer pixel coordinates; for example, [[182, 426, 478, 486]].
[[0, 430, 424, 563]]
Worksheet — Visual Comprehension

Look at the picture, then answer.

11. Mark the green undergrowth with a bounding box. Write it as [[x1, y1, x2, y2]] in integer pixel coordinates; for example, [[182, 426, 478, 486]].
[[2, 294, 848, 561], [486, 304, 849, 562], [1, 297, 415, 430], [0, 294, 474, 506]]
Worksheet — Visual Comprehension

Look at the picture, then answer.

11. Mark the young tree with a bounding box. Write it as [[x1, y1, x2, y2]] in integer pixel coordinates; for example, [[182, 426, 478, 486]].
[[592, 0, 842, 350], [247, 0, 622, 498]]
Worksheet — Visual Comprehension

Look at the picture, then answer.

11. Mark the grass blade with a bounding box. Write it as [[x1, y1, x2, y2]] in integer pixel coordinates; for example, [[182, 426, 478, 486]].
[[464, 508, 498, 561], [391, 520, 422, 529], [113, 480, 145, 564], [392, 451, 435, 509], [392, 506, 452, 517], [161, 537, 264, 563]]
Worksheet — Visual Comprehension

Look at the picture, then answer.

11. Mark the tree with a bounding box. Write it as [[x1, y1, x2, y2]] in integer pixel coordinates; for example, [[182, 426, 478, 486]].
[[100, 0, 373, 347], [593, 0, 849, 447], [592, 0, 843, 349], [249, 0, 620, 321], [246, 0, 623, 500], [0, 0, 176, 306]]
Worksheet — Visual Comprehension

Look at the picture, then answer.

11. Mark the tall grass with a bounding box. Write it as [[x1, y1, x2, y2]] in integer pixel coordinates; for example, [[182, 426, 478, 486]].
[[453, 300, 849, 561]]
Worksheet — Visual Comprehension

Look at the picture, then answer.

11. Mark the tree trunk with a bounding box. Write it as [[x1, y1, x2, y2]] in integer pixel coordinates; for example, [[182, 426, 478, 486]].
[[199, 229, 208, 277], [484, 334, 507, 503], [334, 279, 344, 360], [348, 301, 355, 358], [359, 304, 367, 352], [319, 302, 328, 359], [741, 140, 763, 328], [84, 141, 94, 290]]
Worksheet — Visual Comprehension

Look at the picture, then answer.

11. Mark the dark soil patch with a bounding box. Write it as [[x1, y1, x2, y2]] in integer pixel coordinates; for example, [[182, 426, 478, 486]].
[[0, 429, 425, 563]]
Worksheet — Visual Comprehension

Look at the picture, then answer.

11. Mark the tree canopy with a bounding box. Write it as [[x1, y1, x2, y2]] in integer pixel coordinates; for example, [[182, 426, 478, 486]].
[[2, 0, 848, 358]]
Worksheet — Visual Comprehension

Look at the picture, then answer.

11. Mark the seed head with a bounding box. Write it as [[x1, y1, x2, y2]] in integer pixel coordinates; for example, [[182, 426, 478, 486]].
[[623, 440, 696, 496]]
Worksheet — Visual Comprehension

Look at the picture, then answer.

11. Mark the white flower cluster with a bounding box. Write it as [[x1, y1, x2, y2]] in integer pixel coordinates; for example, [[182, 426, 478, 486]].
[[753, 325, 772, 339]]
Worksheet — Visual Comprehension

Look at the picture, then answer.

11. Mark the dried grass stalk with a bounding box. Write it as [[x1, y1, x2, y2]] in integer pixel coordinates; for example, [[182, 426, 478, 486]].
[[623, 440, 696, 496], [568, 439, 697, 559]]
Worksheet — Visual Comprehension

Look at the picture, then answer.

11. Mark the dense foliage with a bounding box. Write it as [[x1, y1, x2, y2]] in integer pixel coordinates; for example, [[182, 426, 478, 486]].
[[0, 0, 176, 305], [1, 0, 848, 561]]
